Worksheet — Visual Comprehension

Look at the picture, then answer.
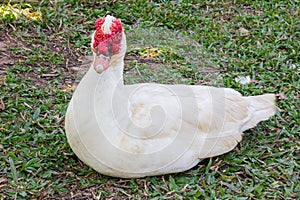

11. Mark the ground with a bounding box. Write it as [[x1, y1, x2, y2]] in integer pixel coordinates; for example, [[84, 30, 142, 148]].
[[0, 1, 299, 199]]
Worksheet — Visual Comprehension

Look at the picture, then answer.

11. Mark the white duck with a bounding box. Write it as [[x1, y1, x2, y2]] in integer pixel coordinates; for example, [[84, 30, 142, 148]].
[[65, 15, 276, 178]]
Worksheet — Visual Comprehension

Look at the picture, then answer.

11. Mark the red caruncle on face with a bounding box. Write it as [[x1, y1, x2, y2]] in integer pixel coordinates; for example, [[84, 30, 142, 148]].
[[93, 17, 123, 55]]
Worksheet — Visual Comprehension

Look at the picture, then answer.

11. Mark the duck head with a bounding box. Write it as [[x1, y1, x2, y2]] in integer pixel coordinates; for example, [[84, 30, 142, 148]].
[[91, 15, 125, 73]]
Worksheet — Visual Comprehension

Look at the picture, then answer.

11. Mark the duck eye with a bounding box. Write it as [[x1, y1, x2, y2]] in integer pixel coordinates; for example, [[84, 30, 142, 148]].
[[108, 44, 113, 55]]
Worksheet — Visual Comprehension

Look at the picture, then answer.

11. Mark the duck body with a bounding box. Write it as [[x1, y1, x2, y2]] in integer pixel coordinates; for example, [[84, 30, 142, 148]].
[[65, 16, 276, 178]]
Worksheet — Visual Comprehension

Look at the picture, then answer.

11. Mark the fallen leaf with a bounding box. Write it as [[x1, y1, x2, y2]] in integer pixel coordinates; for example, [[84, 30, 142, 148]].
[[294, 93, 299, 100], [277, 92, 286, 100], [256, 40, 262, 48], [62, 84, 77, 92], [238, 27, 249, 36], [0, 99, 5, 110], [0, 176, 7, 184], [220, 181, 239, 193], [271, 181, 279, 187], [251, 79, 262, 84], [41, 73, 59, 77]]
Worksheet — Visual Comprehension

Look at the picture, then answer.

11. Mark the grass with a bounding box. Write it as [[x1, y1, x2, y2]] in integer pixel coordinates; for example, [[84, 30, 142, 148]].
[[0, 0, 299, 199]]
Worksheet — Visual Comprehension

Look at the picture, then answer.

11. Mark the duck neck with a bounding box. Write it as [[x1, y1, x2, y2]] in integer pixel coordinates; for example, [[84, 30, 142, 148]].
[[95, 31, 127, 87], [101, 53, 125, 86]]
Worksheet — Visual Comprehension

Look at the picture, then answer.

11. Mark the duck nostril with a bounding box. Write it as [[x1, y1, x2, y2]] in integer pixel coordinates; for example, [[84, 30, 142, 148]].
[[95, 64, 103, 72]]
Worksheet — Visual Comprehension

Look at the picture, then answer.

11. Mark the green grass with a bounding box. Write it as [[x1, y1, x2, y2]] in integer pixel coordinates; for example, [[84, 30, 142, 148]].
[[0, 0, 299, 199]]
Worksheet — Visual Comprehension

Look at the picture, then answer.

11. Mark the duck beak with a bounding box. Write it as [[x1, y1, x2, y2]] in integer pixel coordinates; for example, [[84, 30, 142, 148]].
[[93, 53, 111, 73]]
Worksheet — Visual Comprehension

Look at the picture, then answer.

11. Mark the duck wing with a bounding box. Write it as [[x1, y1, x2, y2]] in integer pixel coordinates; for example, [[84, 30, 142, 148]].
[[114, 83, 275, 157]]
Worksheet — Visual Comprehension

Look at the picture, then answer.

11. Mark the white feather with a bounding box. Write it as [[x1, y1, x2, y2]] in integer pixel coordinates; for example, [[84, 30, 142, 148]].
[[102, 15, 116, 34], [235, 75, 251, 85]]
